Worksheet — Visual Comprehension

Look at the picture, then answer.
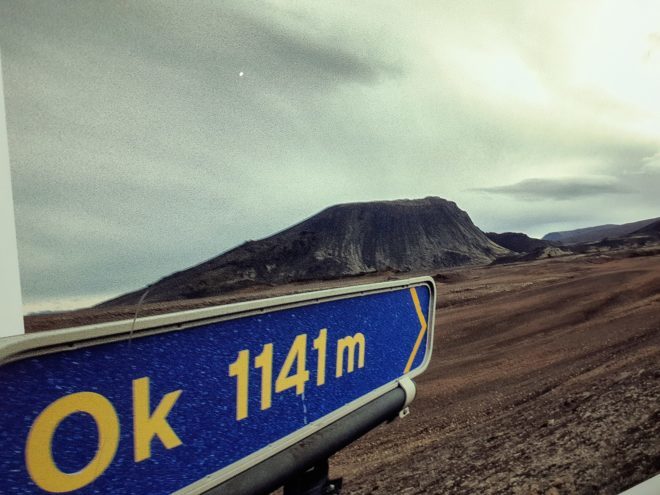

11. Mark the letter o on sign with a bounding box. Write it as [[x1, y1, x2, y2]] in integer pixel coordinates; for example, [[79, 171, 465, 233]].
[[25, 392, 120, 493]]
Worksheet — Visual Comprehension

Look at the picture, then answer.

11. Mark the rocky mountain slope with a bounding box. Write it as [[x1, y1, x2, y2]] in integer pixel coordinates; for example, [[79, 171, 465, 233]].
[[631, 219, 660, 239], [543, 217, 660, 244], [100, 197, 509, 307], [485, 232, 572, 265], [567, 218, 660, 254], [485, 232, 554, 253]]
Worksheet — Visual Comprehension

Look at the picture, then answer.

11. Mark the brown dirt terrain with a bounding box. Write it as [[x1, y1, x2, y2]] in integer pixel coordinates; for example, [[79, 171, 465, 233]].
[[24, 249, 660, 494], [331, 251, 660, 494]]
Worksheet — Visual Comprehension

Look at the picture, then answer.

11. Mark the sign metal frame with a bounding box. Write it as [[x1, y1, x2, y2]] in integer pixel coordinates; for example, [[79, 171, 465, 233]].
[[0, 276, 436, 494]]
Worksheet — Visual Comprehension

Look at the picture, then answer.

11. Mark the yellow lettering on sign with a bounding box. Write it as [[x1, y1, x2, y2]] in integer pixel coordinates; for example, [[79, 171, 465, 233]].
[[255, 344, 274, 411], [312, 328, 327, 386], [25, 392, 120, 493], [275, 334, 309, 395], [335, 333, 366, 377], [133, 377, 183, 462], [229, 350, 250, 420]]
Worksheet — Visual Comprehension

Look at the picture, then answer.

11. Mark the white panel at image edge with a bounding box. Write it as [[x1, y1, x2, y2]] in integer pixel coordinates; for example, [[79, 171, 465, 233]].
[[0, 48, 25, 337]]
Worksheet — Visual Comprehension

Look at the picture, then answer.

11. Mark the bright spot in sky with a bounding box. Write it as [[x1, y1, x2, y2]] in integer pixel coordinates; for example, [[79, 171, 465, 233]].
[[239, 71, 244, 77]]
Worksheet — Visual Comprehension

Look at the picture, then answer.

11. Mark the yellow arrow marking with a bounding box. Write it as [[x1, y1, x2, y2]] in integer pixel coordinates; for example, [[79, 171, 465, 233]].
[[404, 287, 428, 373]]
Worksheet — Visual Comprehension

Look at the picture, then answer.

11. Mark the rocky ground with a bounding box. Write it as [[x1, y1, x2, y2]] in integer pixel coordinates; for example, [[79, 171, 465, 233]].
[[331, 251, 660, 494]]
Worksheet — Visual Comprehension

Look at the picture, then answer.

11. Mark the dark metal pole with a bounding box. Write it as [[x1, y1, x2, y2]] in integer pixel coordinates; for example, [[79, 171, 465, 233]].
[[282, 459, 342, 495], [203, 386, 408, 495]]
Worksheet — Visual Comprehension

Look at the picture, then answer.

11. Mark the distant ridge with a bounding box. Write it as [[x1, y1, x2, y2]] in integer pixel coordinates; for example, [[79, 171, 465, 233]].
[[100, 197, 509, 307], [631, 219, 660, 238], [543, 217, 660, 244]]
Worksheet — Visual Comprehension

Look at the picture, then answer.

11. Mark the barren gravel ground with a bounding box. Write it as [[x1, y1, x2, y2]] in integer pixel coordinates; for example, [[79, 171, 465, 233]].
[[25, 249, 660, 494], [331, 252, 660, 494]]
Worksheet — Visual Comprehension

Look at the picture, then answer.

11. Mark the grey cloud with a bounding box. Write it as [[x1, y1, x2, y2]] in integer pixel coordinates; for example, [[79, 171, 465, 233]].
[[641, 152, 660, 173], [0, 0, 402, 127], [472, 177, 632, 201], [225, 8, 401, 85], [85, 2, 399, 89], [2, 1, 660, 310]]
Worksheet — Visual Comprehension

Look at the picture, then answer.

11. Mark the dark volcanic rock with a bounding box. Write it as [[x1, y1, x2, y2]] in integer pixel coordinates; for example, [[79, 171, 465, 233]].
[[630, 219, 660, 238], [486, 232, 553, 254], [100, 197, 509, 307], [486, 232, 568, 265]]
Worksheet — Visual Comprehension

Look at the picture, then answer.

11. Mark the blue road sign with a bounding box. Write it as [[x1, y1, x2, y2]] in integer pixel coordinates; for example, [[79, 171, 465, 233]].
[[0, 278, 435, 494]]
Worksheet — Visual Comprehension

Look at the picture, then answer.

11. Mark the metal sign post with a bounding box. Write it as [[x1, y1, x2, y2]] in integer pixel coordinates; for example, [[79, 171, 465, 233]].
[[0, 277, 435, 494]]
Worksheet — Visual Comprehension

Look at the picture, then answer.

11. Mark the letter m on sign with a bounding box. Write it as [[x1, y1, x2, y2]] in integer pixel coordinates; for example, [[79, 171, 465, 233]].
[[335, 333, 365, 377]]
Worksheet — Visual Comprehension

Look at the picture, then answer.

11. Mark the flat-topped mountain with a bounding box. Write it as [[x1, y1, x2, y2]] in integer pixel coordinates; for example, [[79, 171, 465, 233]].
[[100, 197, 509, 307]]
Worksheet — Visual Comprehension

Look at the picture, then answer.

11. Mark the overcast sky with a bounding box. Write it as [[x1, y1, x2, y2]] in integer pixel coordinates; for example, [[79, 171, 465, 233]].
[[1, 1, 659, 313]]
